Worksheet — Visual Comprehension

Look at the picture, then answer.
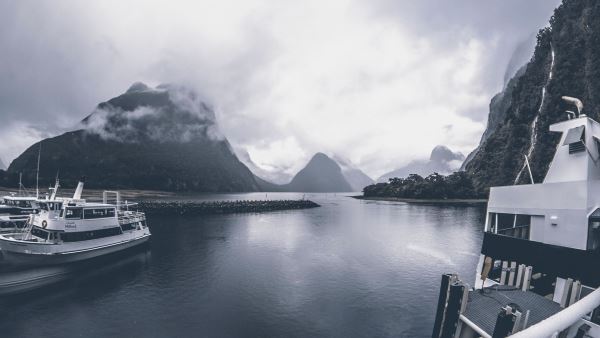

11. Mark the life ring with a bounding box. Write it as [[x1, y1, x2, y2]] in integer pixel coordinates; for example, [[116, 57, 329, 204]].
[[42, 220, 48, 229]]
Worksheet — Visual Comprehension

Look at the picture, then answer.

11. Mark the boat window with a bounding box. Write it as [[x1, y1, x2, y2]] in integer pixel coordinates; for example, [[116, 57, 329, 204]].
[[65, 208, 83, 219], [31, 227, 49, 240], [83, 208, 116, 219], [587, 212, 600, 251], [61, 227, 122, 242], [489, 212, 530, 240]]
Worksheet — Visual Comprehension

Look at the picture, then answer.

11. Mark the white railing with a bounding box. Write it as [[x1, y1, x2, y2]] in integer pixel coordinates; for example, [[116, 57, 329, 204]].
[[511, 287, 600, 337], [117, 211, 146, 226]]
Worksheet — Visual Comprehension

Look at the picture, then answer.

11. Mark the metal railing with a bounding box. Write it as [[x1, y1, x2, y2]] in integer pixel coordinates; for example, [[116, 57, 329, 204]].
[[117, 211, 146, 226], [511, 286, 600, 337]]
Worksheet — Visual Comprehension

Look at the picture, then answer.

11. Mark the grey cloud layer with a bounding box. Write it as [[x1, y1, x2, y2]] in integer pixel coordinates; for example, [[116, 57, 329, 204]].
[[0, 0, 560, 176]]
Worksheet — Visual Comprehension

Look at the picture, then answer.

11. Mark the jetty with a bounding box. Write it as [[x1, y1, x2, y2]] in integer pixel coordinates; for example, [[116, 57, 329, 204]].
[[137, 199, 320, 215]]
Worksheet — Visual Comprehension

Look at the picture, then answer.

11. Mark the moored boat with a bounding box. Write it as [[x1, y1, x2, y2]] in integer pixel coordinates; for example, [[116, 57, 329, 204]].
[[0, 179, 151, 266]]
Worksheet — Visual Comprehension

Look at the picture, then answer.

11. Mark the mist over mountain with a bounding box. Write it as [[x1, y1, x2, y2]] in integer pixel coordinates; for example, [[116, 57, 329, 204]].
[[461, 36, 536, 170], [236, 148, 293, 185], [465, 0, 600, 192], [8, 83, 260, 192], [0, 157, 5, 171], [333, 156, 374, 192], [378, 145, 464, 183]]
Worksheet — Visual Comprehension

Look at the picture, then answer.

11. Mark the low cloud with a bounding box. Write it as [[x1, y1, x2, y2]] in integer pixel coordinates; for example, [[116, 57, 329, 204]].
[[82, 84, 225, 143]]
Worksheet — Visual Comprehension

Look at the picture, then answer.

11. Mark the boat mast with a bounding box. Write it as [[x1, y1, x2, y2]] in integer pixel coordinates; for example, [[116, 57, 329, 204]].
[[35, 143, 41, 199]]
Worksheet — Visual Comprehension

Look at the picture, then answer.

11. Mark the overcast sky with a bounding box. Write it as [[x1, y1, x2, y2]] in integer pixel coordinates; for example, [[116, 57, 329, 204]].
[[0, 0, 561, 178]]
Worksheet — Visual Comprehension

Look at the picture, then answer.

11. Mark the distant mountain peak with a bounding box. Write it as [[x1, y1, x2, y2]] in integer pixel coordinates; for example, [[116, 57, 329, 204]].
[[82, 83, 221, 143], [126, 82, 151, 93], [430, 145, 464, 163], [283, 152, 353, 192], [377, 145, 463, 183], [8, 83, 259, 192]]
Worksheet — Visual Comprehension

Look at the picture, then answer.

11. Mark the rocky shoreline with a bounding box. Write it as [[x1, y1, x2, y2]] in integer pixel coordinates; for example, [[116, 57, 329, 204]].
[[137, 199, 320, 215], [353, 196, 487, 204]]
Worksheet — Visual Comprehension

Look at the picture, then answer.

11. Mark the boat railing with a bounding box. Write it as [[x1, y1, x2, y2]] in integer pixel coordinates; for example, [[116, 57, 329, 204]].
[[117, 211, 146, 226]]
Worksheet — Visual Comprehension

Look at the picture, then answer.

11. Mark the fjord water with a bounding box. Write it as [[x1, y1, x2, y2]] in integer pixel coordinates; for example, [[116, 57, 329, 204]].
[[0, 194, 484, 338]]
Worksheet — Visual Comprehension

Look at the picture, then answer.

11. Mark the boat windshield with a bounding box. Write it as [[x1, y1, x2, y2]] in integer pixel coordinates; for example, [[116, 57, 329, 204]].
[[3, 199, 33, 208], [38, 202, 63, 211]]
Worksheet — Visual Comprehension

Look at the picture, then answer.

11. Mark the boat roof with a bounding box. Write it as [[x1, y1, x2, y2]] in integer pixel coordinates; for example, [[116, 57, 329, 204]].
[[2, 195, 37, 201]]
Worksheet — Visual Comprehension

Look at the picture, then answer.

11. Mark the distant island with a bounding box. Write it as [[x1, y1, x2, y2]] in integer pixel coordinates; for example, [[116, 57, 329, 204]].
[[360, 171, 486, 203]]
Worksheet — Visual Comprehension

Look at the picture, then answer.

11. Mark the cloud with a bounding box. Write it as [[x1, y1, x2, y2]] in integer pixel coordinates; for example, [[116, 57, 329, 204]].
[[82, 84, 224, 143], [0, 0, 561, 177], [0, 122, 49, 168]]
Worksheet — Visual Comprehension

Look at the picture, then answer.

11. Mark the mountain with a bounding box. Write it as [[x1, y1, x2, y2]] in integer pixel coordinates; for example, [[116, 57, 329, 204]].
[[465, 0, 600, 193], [8, 82, 260, 192], [0, 157, 5, 171], [333, 156, 374, 192], [281, 153, 353, 192], [235, 148, 293, 185], [461, 66, 527, 170], [461, 36, 536, 170], [378, 145, 464, 183]]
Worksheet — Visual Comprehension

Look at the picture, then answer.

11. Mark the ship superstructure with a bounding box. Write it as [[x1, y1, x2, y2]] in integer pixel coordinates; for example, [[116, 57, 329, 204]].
[[433, 98, 600, 338]]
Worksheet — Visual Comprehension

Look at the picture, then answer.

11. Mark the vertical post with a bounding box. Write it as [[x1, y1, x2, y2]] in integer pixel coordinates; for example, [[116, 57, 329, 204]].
[[493, 306, 517, 338], [500, 261, 508, 285], [508, 261, 517, 286], [516, 264, 525, 288], [440, 282, 466, 338], [560, 278, 573, 308], [569, 280, 582, 307], [432, 274, 454, 338], [522, 266, 532, 291]]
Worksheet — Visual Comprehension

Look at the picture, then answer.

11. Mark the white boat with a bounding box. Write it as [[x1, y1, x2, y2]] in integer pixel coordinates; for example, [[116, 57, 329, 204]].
[[0, 179, 151, 266], [0, 195, 39, 231], [433, 97, 600, 338]]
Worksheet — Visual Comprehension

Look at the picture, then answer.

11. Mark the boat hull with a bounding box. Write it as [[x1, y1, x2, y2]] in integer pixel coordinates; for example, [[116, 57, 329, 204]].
[[0, 233, 150, 266]]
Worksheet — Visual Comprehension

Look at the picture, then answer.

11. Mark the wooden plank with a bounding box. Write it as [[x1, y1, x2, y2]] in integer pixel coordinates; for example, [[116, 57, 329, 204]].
[[508, 261, 517, 286], [500, 261, 508, 285]]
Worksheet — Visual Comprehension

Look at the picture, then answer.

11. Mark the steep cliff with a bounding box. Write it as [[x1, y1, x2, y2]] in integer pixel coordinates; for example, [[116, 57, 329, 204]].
[[465, 0, 600, 192]]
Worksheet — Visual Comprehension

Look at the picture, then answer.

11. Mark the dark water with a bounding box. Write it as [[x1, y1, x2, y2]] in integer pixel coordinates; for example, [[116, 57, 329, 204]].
[[0, 194, 485, 338]]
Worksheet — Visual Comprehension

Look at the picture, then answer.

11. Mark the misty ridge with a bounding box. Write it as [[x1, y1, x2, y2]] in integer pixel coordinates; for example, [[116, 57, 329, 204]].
[[81, 82, 224, 143]]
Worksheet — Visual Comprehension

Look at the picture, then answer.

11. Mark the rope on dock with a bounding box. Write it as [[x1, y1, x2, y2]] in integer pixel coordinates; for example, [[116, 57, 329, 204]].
[[137, 199, 320, 215]]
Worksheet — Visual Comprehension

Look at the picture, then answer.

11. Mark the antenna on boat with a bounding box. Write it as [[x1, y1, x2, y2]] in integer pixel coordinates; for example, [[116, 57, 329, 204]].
[[562, 96, 583, 117], [35, 142, 42, 199], [50, 172, 60, 200], [18, 172, 22, 195]]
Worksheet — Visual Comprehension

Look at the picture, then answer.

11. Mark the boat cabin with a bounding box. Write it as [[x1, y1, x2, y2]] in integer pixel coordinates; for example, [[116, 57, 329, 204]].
[[433, 101, 600, 337]]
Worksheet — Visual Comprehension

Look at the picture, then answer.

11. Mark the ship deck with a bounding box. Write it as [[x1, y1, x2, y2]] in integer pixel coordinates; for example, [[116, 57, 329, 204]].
[[463, 285, 563, 335]]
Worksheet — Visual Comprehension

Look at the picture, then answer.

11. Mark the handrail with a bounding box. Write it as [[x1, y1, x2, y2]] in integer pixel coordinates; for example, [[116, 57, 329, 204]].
[[512, 286, 600, 337]]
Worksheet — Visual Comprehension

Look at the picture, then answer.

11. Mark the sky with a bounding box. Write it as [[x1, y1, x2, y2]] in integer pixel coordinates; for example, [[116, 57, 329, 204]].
[[0, 0, 561, 179]]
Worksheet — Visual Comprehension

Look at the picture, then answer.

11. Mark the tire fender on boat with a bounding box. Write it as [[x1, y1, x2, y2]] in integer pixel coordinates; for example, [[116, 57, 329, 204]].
[[42, 220, 48, 229]]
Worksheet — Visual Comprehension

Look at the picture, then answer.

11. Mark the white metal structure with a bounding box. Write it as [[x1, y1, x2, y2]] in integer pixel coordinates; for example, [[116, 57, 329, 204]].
[[0, 179, 150, 265]]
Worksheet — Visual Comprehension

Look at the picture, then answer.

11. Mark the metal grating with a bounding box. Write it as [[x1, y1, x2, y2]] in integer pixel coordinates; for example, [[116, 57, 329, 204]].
[[463, 286, 562, 335]]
